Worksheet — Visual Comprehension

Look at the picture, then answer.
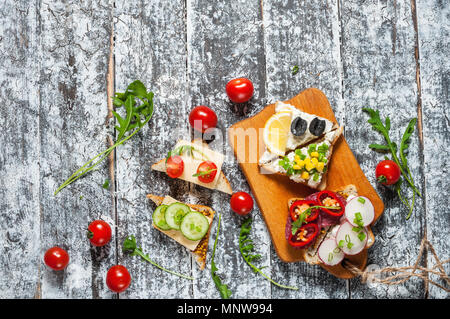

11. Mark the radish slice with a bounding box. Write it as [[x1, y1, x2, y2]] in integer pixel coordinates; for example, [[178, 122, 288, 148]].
[[335, 221, 368, 255], [345, 196, 374, 227], [318, 239, 344, 266]]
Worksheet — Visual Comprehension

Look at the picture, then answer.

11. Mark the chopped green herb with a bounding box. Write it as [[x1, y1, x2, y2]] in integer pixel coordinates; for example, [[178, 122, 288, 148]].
[[328, 253, 333, 262], [358, 197, 366, 204], [345, 234, 354, 249], [313, 173, 319, 181], [102, 179, 110, 189], [308, 144, 317, 154], [353, 212, 364, 227], [292, 65, 299, 75], [358, 232, 366, 242], [318, 143, 329, 153], [192, 168, 217, 177]]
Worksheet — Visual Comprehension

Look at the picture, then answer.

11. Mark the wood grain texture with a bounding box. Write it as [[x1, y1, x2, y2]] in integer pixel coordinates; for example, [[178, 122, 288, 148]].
[[416, 0, 450, 299], [339, 0, 426, 298], [187, 0, 271, 299], [229, 88, 384, 278], [0, 0, 41, 298], [114, 0, 194, 299], [262, 0, 349, 298], [39, 0, 115, 298]]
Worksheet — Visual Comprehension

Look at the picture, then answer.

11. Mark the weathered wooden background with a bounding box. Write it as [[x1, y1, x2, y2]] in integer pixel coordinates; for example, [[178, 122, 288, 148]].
[[0, 0, 448, 299]]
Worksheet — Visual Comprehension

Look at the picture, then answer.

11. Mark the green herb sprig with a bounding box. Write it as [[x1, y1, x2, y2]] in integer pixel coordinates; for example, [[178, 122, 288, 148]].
[[123, 235, 193, 280], [239, 218, 298, 291], [192, 168, 217, 177], [291, 205, 340, 235], [363, 108, 421, 219], [211, 214, 232, 299], [54, 80, 154, 195]]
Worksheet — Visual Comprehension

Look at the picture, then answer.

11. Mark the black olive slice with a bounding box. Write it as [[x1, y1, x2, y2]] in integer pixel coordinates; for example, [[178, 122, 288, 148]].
[[290, 116, 308, 137], [309, 118, 326, 136]]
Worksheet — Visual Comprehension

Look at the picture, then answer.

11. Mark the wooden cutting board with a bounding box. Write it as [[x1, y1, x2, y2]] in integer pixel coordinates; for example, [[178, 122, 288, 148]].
[[228, 88, 384, 279]]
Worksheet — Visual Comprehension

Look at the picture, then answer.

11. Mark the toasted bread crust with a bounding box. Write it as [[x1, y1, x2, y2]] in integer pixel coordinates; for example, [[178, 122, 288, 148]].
[[146, 194, 214, 270]]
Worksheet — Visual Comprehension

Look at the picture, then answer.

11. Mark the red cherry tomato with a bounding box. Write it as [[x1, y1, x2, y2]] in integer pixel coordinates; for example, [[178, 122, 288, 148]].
[[230, 191, 254, 216], [106, 265, 131, 293], [195, 161, 218, 183], [87, 220, 112, 247], [375, 160, 401, 185], [166, 155, 184, 178], [189, 105, 218, 133], [226, 78, 254, 103], [44, 247, 69, 271]]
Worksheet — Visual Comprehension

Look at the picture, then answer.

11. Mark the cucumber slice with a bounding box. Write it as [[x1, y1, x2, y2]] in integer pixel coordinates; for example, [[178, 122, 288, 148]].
[[152, 205, 171, 230], [165, 203, 191, 230], [180, 212, 209, 241]]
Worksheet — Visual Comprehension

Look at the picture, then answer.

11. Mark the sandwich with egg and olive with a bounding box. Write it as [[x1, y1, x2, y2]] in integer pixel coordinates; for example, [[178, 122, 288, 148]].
[[259, 101, 343, 190]]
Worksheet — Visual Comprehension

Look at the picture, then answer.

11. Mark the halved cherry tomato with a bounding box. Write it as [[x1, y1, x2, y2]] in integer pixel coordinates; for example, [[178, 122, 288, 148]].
[[195, 161, 218, 183], [289, 200, 319, 223], [288, 223, 319, 248], [106, 265, 131, 293], [166, 155, 184, 178], [189, 105, 218, 133], [87, 220, 112, 247], [44, 247, 70, 271], [375, 160, 401, 185], [226, 78, 254, 103], [230, 191, 254, 216], [316, 190, 345, 217]]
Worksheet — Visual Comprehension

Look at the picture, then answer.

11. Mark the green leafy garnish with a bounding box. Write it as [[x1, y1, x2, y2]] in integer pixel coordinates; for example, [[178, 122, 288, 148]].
[[211, 214, 232, 299], [345, 234, 354, 249], [192, 168, 217, 177], [54, 80, 154, 195], [363, 108, 421, 219], [122, 235, 193, 280], [102, 179, 110, 189], [353, 212, 364, 227], [166, 145, 208, 163], [240, 218, 298, 290], [291, 205, 340, 235], [357, 197, 366, 204], [292, 65, 299, 75]]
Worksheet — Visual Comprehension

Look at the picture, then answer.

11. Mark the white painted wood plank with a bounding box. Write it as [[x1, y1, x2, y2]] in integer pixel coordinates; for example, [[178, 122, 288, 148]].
[[39, 0, 116, 298], [262, 0, 348, 298], [114, 0, 194, 299], [0, 0, 41, 298], [186, 0, 271, 299], [416, 0, 450, 299], [339, 0, 426, 298]]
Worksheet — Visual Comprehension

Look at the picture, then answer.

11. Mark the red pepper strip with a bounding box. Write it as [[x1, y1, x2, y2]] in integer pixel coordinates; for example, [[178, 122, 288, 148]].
[[288, 223, 319, 248], [289, 200, 319, 223], [317, 190, 345, 217]]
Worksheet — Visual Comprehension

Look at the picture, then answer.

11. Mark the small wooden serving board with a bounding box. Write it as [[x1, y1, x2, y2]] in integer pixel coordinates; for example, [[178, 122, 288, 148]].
[[229, 88, 384, 278]]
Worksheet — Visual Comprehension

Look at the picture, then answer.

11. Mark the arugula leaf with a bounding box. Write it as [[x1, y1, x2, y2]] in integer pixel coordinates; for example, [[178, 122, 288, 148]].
[[123, 235, 193, 280], [55, 80, 154, 195], [211, 214, 232, 299], [192, 168, 217, 177], [239, 218, 298, 290]]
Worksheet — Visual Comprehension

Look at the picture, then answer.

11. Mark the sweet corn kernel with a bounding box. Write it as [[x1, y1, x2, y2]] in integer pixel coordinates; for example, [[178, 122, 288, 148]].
[[304, 157, 311, 165], [311, 151, 319, 158], [295, 155, 301, 162], [305, 162, 315, 171], [301, 171, 310, 180], [296, 160, 305, 168], [293, 165, 301, 170], [311, 158, 319, 166], [317, 162, 325, 172]]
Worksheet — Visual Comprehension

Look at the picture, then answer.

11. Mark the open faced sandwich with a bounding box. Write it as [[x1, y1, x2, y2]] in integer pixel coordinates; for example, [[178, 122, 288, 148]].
[[259, 101, 343, 190], [147, 194, 215, 270], [152, 139, 232, 194], [285, 184, 375, 266]]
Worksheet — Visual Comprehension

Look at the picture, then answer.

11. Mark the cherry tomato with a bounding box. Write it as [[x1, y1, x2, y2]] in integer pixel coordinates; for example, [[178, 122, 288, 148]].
[[226, 78, 254, 103], [375, 160, 401, 185], [44, 247, 70, 271], [87, 220, 112, 247], [166, 155, 184, 178], [195, 161, 218, 183], [230, 191, 254, 216], [189, 105, 218, 133], [106, 265, 131, 293]]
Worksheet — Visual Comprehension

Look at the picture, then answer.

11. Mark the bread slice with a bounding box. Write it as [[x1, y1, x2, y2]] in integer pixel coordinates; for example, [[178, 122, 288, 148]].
[[260, 126, 343, 190], [287, 184, 375, 265], [147, 194, 215, 270], [151, 139, 233, 195]]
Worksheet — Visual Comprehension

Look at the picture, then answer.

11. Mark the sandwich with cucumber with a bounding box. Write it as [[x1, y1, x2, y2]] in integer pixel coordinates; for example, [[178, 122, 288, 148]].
[[147, 194, 215, 270]]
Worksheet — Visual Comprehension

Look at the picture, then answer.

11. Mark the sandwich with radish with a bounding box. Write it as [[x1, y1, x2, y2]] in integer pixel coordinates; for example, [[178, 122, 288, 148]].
[[285, 184, 376, 266]]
